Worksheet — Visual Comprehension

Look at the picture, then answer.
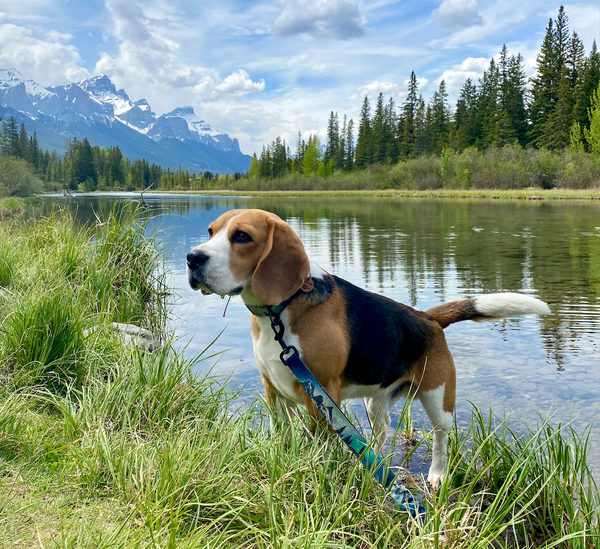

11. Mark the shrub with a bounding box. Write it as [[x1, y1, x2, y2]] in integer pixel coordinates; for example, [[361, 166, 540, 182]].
[[528, 148, 562, 189], [558, 151, 600, 188], [0, 155, 42, 197]]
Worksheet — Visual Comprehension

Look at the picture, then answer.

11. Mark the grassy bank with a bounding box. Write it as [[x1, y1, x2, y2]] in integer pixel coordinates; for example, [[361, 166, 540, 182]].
[[0, 197, 25, 218], [1, 210, 598, 548], [148, 188, 600, 200]]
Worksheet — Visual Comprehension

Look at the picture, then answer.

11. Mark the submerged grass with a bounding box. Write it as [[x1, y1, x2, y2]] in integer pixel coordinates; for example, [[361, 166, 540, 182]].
[[0, 208, 598, 548]]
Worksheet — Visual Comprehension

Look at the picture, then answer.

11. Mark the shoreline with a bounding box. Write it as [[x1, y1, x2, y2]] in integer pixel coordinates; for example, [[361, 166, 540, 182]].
[[144, 188, 600, 200]]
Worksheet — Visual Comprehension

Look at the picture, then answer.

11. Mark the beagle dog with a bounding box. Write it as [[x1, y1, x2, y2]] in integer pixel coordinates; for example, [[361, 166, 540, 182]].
[[187, 209, 550, 486]]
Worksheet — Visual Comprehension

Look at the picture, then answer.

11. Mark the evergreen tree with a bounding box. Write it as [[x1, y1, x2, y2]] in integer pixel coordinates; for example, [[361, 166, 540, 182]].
[[337, 115, 347, 170], [354, 96, 372, 168], [28, 133, 40, 169], [554, 6, 569, 71], [107, 146, 124, 187], [371, 93, 387, 164], [2, 117, 20, 157], [529, 19, 559, 146], [294, 131, 305, 173], [545, 69, 573, 148], [325, 111, 340, 168], [271, 137, 288, 177], [259, 145, 272, 178], [18, 123, 28, 160], [506, 53, 529, 146], [400, 71, 419, 157], [452, 78, 478, 150], [477, 60, 503, 147], [413, 95, 427, 155], [76, 138, 96, 187], [426, 80, 450, 153], [566, 33, 585, 90], [344, 119, 355, 171], [384, 97, 399, 163]]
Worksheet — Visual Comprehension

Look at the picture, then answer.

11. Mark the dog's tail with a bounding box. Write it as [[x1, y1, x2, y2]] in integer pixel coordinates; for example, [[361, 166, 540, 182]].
[[425, 293, 550, 329]]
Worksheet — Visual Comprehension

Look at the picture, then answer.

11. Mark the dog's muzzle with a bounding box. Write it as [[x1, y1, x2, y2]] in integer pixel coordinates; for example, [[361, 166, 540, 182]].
[[187, 249, 209, 270], [186, 249, 213, 294]]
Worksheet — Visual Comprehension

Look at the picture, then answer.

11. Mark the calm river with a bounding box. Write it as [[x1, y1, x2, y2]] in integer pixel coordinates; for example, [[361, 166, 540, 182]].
[[43, 193, 600, 475]]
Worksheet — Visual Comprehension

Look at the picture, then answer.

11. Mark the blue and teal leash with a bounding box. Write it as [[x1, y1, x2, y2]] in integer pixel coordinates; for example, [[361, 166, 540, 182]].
[[266, 308, 426, 520]]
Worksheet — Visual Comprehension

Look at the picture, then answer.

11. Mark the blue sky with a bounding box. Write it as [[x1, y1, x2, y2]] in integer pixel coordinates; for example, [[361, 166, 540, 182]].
[[0, 0, 598, 154]]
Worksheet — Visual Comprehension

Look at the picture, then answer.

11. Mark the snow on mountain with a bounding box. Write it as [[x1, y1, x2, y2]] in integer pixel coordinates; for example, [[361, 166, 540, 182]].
[[164, 106, 221, 137], [79, 74, 133, 116], [0, 68, 250, 173], [146, 106, 241, 153], [0, 68, 54, 99]]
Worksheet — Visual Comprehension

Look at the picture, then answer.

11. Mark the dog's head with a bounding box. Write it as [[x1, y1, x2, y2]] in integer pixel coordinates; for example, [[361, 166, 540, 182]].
[[187, 209, 310, 305]]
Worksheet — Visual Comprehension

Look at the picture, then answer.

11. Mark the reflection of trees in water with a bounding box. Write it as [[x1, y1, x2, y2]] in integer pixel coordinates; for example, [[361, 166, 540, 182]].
[[38, 195, 598, 366], [253, 197, 599, 364]]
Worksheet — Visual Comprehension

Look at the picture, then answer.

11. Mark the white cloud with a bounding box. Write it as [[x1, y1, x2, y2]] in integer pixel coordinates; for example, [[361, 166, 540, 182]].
[[95, 0, 180, 85], [432, 0, 484, 30], [272, 0, 366, 39], [189, 69, 265, 100], [45, 30, 72, 42], [95, 0, 265, 103], [437, 56, 489, 95], [0, 23, 88, 84], [214, 70, 265, 96], [355, 80, 401, 100]]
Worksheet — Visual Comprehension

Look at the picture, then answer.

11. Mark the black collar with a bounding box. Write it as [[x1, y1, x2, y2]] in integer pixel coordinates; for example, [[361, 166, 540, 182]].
[[244, 290, 300, 317]]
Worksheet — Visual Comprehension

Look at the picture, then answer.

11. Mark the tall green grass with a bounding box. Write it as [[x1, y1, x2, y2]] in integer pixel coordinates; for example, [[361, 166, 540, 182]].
[[2, 344, 597, 548], [0, 207, 166, 391], [0, 208, 597, 548]]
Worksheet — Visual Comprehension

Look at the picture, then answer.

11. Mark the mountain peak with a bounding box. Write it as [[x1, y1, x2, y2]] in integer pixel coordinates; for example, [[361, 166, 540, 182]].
[[0, 68, 53, 98], [0, 68, 25, 85], [80, 74, 123, 97], [165, 106, 195, 117]]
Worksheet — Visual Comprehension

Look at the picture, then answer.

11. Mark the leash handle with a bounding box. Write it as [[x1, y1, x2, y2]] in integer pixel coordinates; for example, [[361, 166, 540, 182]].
[[267, 309, 426, 520]]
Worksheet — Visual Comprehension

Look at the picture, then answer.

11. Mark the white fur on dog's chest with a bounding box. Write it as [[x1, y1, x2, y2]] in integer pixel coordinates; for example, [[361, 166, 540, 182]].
[[253, 313, 303, 404]]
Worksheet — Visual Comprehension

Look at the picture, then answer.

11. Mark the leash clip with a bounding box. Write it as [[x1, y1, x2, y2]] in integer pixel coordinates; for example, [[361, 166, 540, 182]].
[[280, 345, 299, 365]]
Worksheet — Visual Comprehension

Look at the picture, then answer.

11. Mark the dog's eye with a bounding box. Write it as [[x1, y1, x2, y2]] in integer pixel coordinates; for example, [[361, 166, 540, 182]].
[[232, 230, 252, 243], [208, 227, 213, 238]]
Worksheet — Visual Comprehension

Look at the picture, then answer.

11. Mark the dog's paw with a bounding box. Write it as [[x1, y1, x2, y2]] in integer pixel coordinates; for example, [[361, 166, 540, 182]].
[[427, 466, 445, 488]]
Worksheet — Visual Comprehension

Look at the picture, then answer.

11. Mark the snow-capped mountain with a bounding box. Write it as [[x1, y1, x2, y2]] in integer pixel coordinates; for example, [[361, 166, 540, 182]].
[[0, 69, 250, 174], [0, 68, 53, 100]]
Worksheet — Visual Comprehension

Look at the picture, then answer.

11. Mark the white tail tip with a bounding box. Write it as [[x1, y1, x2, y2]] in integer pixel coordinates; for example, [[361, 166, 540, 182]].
[[474, 293, 550, 318]]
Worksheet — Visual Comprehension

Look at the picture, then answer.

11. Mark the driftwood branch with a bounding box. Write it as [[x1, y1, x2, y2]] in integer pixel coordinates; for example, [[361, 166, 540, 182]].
[[140, 182, 155, 206]]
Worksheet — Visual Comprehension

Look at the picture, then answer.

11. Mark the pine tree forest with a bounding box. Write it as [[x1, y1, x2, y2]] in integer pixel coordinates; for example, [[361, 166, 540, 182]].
[[0, 122, 221, 194], [246, 7, 600, 190]]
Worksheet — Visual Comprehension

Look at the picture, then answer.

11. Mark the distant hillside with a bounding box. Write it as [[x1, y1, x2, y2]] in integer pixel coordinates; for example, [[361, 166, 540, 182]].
[[0, 69, 251, 174]]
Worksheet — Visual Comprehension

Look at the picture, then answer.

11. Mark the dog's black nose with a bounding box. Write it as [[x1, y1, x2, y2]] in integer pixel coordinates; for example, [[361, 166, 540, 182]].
[[187, 249, 209, 269]]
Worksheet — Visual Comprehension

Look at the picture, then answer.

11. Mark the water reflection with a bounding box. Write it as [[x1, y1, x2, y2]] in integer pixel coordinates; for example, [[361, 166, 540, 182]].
[[40, 193, 600, 475]]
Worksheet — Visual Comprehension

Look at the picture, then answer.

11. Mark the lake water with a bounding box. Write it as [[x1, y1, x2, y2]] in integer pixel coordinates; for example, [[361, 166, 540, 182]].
[[43, 193, 600, 476]]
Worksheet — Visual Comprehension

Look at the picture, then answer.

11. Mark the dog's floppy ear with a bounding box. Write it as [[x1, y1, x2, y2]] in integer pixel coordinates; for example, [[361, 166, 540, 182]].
[[252, 218, 310, 305]]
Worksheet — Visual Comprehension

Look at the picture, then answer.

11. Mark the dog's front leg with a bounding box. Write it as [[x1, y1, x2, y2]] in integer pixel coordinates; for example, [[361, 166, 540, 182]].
[[364, 396, 392, 453], [261, 374, 297, 433]]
